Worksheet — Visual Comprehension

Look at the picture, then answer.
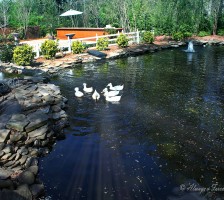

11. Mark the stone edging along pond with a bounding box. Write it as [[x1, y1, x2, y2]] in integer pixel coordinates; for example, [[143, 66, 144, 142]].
[[1, 39, 224, 76], [0, 42, 185, 75], [0, 77, 68, 199]]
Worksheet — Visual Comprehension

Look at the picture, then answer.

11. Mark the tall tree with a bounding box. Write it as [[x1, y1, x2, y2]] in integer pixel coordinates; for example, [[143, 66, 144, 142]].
[[14, 0, 35, 38], [0, 0, 11, 37]]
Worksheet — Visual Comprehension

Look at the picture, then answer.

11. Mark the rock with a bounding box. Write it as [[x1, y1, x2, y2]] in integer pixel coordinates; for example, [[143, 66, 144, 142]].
[[38, 106, 50, 114], [46, 131, 54, 138], [25, 157, 38, 168], [30, 184, 44, 198], [19, 155, 28, 165], [35, 133, 47, 140], [15, 184, 32, 200], [42, 94, 54, 103], [2, 145, 12, 154], [4, 160, 15, 167], [8, 154, 16, 161], [15, 153, 21, 161], [30, 96, 42, 103], [33, 140, 41, 147], [51, 105, 61, 112], [10, 133, 24, 143], [30, 149, 38, 157], [27, 125, 48, 138], [18, 171, 35, 185], [17, 147, 28, 155], [0, 168, 13, 180], [37, 87, 50, 96], [30, 158, 38, 166], [0, 189, 26, 200], [24, 138, 35, 145], [52, 110, 67, 120], [0, 129, 10, 143], [2, 153, 12, 160], [10, 160, 20, 169], [62, 97, 68, 103], [25, 111, 48, 133], [0, 143, 5, 151], [41, 139, 49, 146], [27, 166, 38, 175], [0, 81, 11, 96], [20, 148, 28, 156], [0, 151, 5, 157], [0, 179, 14, 189], [6, 114, 29, 132]]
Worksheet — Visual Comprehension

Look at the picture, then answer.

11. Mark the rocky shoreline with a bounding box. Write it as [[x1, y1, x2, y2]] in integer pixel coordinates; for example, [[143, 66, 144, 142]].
[[0, 42, 184, 76], [0, 77, 68, 199], [1, 38, 224, 76]]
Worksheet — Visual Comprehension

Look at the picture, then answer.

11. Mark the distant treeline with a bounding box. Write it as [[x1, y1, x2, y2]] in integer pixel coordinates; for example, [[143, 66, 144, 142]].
[[0, 0, 224, 39]]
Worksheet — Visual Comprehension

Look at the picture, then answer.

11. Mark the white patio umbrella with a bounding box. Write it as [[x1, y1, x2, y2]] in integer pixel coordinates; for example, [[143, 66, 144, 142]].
[[60, 9, 83, 27]]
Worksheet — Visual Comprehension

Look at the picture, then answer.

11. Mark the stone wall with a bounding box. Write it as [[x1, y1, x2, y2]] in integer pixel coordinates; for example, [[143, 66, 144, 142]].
[[0, 78, 68, 199]]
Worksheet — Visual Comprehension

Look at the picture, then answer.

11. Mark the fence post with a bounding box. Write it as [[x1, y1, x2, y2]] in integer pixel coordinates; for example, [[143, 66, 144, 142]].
[[95, 33, 98, 48], [68, 39, 72, 53], [136, 29, 140, 44], [36, 43, 40, 58]]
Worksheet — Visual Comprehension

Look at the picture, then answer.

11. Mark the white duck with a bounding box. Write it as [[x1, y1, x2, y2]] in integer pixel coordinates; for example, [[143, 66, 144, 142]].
[[102, 88, 119, 97], [105, 95, 122, 102], [83, 83, 93, 93], [107, 83, 124, 91], [74, 87, 84, 97], [92, 90, 100, 101]]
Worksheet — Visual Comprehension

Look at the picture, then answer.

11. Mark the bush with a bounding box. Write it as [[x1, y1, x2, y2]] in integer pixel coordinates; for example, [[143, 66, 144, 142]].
[[0, 43, 15, 63], [13, 44, 35, 66], [142, 31, 154, 43], [116, 33, 129, 48], [104, 28, 117, 35], [96, 37, 109, 50], [172, 32, 184, 41], [40, 40, 58, 59], [183, 31, 192, 38], [71, 41, 85, 54], [217, 29, 224, 36], [198, 31, 210, 37]]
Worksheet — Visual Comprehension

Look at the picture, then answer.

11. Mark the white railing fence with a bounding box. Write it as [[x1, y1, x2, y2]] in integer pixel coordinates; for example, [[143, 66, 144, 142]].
[[23, 30, 140, 58]]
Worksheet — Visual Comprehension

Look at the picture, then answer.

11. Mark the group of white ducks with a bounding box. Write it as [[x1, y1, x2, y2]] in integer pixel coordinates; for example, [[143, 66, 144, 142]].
[[74, 83, 124, 102]]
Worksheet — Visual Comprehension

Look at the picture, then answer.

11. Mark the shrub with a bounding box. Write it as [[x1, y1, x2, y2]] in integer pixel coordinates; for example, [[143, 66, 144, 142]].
[[96, 37, 109, 50], [142, 31, 154, 43], [13, 44, 35, 66], [172, 32, 184, 41], [198, 31, 210, 37], [183, 31, 192, 38], [217, 29, 224, 36], [116, 33, 129, 48], [71, 40, 85, 54], [105, 28, 117, 35], [0, 43, 15, 63], [40, 40, 58, 59]]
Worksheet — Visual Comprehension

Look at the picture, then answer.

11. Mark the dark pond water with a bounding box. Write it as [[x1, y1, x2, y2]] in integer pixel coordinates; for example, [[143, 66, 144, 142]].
[[38, 46, 224, 200]]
